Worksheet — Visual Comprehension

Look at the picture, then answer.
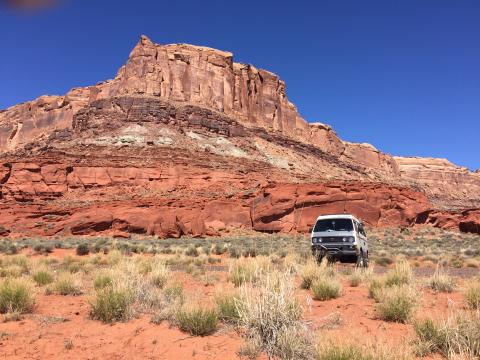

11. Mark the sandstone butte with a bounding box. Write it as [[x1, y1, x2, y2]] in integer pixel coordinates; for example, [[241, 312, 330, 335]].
[[0, 35, 478, 238]]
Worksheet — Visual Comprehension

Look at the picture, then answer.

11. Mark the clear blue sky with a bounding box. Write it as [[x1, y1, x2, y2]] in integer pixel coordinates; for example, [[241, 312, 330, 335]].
[[1, 0, 479, 170]]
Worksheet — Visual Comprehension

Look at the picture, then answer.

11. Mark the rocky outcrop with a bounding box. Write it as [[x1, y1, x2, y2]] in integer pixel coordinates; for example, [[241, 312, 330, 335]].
[[0, 35, 478, 238], [342, 142, 400, 179], [0, 158, 436, 237], [112, 36, 310, 138], [0, 89, 90, 152], [308, 123, 345, 156], [252, 182, 431, 232], [394, 157, 480, 209], [420, 209, 480, 234]]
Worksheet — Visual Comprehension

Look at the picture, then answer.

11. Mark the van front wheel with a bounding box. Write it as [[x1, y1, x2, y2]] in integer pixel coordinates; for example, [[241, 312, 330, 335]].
[[356, 251, 368, 268]]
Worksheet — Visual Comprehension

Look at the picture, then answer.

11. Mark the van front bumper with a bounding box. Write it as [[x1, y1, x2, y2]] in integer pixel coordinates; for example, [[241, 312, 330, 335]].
[[311, 244, 358, 257]]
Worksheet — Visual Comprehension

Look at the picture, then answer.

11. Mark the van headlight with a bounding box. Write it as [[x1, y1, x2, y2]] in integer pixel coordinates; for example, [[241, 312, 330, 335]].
[[342, 237, 355, 243], [312, 237, 322, 244]]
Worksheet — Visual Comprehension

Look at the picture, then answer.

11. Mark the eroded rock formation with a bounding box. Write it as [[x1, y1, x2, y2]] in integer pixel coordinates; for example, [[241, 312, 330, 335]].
[[0, 35, 478, 237]]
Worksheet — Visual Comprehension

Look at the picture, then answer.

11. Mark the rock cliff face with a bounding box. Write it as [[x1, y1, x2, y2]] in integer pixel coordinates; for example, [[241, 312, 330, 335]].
[[395, 157, 480, 209], [0, 35, 478, 237]]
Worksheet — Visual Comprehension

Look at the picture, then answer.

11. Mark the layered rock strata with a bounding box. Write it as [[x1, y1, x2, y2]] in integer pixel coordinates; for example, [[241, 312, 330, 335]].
[[0, 35, 478, 237]]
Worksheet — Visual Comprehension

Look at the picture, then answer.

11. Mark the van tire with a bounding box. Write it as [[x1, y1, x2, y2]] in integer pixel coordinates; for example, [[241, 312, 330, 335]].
[[356, 250, 368, 268]]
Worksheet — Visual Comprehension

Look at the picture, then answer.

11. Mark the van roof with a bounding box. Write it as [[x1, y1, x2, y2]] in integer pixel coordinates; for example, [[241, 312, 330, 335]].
[[315, 214, 362, 223]]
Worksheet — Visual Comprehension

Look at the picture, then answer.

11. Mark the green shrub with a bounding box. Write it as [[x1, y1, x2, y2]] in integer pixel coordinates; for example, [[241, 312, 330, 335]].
[[33, 244, 44, 253], [213, 243, 226, 255], [368, 278, 385, 302], [0, 278, 35, 314], [90, 287, 133, 323], [185, 246, 199, 257], [229, 246, 240, 258], [375, 257, 394, 267], [32, 270, 54, 286], [242, 248, 257, 258], [311, 277, 342, 301], [215, 293, 240, 324], [207, 256, 221, 264], [176, 306, 218, 336], [76, 243, 90, 256], [376, 285, 416, 323]]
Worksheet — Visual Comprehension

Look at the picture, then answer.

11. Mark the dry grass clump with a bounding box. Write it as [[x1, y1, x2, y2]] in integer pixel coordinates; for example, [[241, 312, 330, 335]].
[[237, 271, 315, 359], [112, 260, 163, 311], [0, 255, 30, 277], [93, 271, 113, 291], [150, 280, 185, 324], [275, 325, 318, 360], [317, 343, 373, 360], [100, 253, 180, 325], [349, 271, 363, 287], [0, 278, 35, 314], [348, 267, 372, 287], [91, 258, 168, 323], [384, 260, 412, 287], [90, 285, 133, 323], [375, 284, 417, 323], [148, 260, 170, 289], [175, 305, 218, 336], [368, 277, 385, 302], [0, 265, 24, 278], [317, 341, 413, 360], [464, 280, 480, 310], [214, 291, 240, 325], [368, 261, 414, 303], [54, 272, 82, 296], [106, 249, 123, 265], [428, 266, 455, 293], [1, 255, 29, 269], [32, 269, 54, 286], [228, 257, 270, 287], [300, 258, 334, 290], [414, 311, 480, 358], [311, 277, 342, 301]]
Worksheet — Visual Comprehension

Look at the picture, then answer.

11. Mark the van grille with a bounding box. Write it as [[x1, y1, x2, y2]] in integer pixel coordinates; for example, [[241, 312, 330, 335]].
[[321, 236, 344, 243]]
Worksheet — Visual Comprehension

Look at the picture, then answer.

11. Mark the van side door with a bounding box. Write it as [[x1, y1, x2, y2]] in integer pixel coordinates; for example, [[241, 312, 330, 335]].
[[358, 222, 367, 251]]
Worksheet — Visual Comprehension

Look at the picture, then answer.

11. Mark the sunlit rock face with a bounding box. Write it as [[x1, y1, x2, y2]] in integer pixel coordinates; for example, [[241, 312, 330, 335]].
[[394, 157, 480, 209], [0, 35, 478, 237]]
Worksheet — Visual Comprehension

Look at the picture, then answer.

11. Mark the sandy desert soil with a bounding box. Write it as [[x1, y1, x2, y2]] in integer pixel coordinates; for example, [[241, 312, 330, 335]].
[[0, 234, 478, 360]]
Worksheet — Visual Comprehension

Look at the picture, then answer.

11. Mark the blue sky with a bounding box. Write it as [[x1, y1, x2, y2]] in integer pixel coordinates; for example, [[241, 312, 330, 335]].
[[1, 0, 479, 170]]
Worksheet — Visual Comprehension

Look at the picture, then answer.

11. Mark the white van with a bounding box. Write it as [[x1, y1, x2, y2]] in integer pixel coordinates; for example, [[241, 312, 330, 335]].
[[310, 214, 369, 267]]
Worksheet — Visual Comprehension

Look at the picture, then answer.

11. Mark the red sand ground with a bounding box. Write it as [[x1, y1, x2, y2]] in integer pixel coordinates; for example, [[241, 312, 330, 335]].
[[0, 251, 476, 359]]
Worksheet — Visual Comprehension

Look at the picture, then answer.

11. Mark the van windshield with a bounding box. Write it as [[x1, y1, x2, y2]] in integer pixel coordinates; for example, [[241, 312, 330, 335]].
[[313, 219, 354, 232]]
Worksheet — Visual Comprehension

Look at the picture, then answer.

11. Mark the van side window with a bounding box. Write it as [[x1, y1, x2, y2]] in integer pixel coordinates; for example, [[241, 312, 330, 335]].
[[359, 223, 366, 236]]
